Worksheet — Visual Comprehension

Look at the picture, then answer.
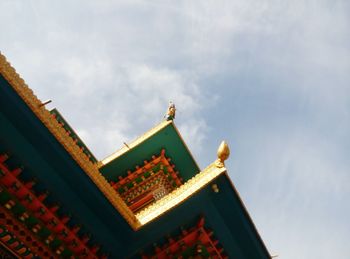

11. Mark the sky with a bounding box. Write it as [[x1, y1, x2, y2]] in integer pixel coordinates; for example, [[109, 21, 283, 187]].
[[1, 1, 349, 258]]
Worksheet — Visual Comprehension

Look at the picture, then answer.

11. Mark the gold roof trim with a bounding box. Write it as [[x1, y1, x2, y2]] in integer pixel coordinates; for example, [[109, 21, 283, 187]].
[[0, 53, 140, 229], [135, 161, 227, 226], [99, 120, 172, 167]]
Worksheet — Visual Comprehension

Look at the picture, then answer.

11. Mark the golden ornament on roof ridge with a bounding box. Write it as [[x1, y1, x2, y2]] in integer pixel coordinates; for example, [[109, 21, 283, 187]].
[[216, 141, 230, 168]]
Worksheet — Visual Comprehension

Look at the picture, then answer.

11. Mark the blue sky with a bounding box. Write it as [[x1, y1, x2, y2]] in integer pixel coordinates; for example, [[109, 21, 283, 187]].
[[1, 1, 349, 258]]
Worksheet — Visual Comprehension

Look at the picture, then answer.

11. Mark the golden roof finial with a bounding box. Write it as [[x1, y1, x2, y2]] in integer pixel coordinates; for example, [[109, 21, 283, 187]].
[[215, 141, 230, 168]]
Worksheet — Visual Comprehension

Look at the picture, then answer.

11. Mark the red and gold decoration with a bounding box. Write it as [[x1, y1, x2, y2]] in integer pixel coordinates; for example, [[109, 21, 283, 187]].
[[0, 153, 106, 258], [110, 149, 183, 213], [141, 217, 227, 259]]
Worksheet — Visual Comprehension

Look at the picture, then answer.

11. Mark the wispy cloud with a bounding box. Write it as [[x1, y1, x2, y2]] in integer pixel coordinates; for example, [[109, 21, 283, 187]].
[[1, 1, 349, 258]]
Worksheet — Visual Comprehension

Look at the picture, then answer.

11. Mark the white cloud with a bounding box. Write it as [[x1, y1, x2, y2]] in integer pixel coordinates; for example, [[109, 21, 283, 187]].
[[232, 124, 350, 259], [1, 1, 349, 258], [46, 57, 207, 158]]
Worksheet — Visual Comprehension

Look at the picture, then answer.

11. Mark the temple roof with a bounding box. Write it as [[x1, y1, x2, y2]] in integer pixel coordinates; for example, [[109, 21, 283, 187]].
[[0, 52, 270, 258]]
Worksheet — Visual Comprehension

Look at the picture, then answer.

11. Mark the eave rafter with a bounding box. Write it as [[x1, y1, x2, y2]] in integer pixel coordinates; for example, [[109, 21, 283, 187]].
[[0, 153, 105, 257], [141, 217, 228, 258]]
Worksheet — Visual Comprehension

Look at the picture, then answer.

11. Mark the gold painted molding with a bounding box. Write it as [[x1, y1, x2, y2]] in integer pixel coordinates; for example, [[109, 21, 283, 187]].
[[0, 53, 140, 229], [136, 161, 227, 225]]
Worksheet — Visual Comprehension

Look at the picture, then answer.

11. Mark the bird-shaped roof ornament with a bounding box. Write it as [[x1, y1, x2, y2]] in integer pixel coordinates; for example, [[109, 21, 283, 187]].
[[165, 101, 176, 121]]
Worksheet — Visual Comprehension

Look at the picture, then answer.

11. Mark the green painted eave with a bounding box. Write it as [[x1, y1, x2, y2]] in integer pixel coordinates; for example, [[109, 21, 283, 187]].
[[100, 122, 200, 182]]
